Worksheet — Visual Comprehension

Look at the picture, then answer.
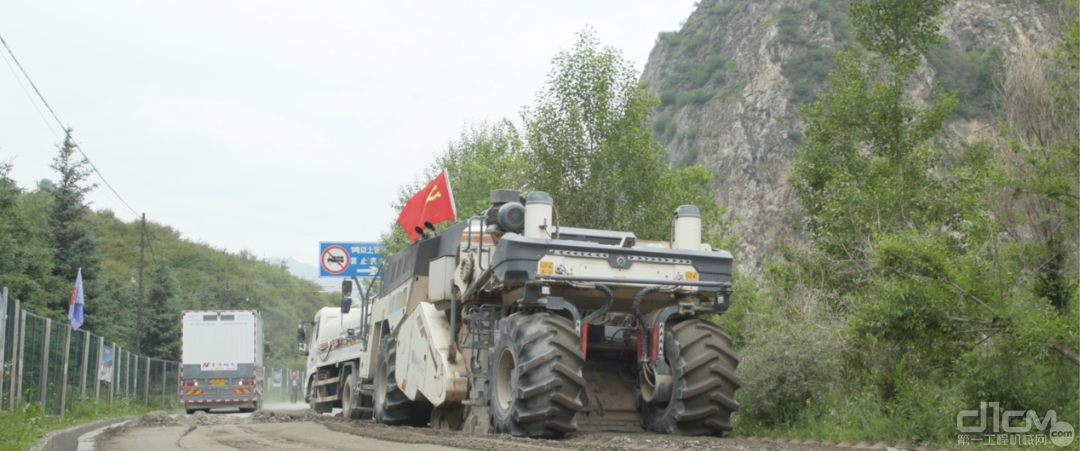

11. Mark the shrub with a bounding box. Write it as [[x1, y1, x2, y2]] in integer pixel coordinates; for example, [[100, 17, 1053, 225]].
[[926, 43, 1004, 119], [659, 89, 678, 107], [783, 45, 838, 106], [657, 31, 681, 47], [676, 88, 715, 107], [653, 114, 677, 140], [775, 5, 808, 47], [735, 298, 846, 425]]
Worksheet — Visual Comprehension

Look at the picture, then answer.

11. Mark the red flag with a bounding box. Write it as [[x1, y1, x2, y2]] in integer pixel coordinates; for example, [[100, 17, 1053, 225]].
[[397, 169, 457, 241]]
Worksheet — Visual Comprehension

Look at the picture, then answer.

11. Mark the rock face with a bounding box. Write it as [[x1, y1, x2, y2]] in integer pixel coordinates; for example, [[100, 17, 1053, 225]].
[[642, 0, 1060, 274]]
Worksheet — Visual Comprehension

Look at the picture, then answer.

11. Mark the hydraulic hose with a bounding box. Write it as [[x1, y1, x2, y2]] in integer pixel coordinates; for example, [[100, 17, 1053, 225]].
[[462, 266, 494, 301], [631, 285, 662, 328], [582, 284, 614, 323], [449, 288, 460, 361]]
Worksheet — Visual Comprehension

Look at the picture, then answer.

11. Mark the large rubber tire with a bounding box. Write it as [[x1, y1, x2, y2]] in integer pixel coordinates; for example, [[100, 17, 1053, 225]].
[[489, 312, 586, 438], [641, 319, 741, 436], [373, 335, 431, 426]]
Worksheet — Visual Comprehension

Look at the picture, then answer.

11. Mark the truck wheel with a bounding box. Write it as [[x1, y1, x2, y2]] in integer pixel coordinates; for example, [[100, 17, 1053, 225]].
[[342, 373, 363, 420], [374, 335, 431, 426], [641, 319, 741, 436], [308, 375, 332, 414], [489, 312, 585, 438]]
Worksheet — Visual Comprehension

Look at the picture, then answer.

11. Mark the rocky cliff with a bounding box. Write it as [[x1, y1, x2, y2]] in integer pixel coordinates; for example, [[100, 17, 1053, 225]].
[[642, 0, 1061, 273]]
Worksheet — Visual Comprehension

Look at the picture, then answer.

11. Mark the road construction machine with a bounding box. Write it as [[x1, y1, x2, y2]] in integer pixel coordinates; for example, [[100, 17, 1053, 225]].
[[299, 190, 740, 437]]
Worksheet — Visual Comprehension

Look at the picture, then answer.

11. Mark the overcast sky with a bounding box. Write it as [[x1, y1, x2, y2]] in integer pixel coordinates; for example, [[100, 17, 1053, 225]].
[[1, 1, 693, 271]]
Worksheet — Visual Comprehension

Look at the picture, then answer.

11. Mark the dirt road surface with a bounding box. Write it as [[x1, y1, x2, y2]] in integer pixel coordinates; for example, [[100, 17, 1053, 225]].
[[97, 421, 465, 451], [96, 404, 898, 451]]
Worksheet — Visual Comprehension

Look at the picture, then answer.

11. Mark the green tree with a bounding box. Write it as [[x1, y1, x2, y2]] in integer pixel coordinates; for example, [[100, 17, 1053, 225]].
[[847, 0, 950, 68], [0, 161, 55, 310], [776, 0, 1077, 430], [141, 262, 181, 360], [524, 28, 725, 241], [790, 0, 957, 288], [47, 130, 102, 315], [83, 273, 136, 346], [731, 0, 1079, 439], [381, 120, 527, 255], [382, 29, 734, 257]]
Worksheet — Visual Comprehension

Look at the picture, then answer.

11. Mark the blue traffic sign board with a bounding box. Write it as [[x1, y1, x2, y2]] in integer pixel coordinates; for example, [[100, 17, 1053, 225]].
[[319, 242, 382, 277]]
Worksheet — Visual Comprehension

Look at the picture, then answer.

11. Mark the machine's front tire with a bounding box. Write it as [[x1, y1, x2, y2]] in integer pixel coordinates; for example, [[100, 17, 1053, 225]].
[[489, 312, 585, 438], [641, 319, 741, 436], [373, 335, 431, 426]]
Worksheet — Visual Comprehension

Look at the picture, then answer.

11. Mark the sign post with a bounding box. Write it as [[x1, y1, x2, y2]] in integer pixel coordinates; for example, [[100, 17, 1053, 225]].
[[319, 242, 382, 278]]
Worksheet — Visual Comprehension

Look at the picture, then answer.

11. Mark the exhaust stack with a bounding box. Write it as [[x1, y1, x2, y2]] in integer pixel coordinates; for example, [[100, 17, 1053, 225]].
[[524, 191, 553, 239], [672, 205, 701, 250]]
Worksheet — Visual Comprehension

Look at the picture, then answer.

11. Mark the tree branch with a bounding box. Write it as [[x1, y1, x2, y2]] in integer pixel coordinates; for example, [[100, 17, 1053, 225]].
[[939, 278, 1000, 319], [941, 314, 993, 325], [894, 268, 1000, 319], [1052, 343, 1080, 366]]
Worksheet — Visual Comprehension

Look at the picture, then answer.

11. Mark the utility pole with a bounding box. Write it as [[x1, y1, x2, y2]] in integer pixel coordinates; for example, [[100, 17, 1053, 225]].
[[226, 280, 231, 309], [136, 213, 145, 355]]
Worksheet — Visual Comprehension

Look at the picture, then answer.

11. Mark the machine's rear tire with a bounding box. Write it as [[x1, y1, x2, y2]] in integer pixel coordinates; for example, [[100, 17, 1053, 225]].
[[373, 335, 431, 426], [489, 312, 585, 438], [641, 319, 741, 436]]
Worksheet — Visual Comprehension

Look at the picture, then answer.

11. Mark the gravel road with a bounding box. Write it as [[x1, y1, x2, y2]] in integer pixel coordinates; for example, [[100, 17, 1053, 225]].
[[96, 406, 932, 451]]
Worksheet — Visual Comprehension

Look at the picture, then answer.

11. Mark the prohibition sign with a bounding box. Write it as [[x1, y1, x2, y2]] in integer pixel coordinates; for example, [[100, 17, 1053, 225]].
[[321, 245, 350, 275]]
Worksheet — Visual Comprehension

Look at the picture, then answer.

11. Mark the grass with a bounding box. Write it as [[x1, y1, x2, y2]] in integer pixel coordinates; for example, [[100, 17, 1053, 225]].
[[732, 386, 1070, 451], [0, 398, 160, 451]]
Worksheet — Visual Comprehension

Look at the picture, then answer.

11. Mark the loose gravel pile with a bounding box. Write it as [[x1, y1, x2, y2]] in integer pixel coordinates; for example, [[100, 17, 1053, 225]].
[[135, 411, 178, 427], [248, 410, 322, 424], [183, 410, 237, 426]]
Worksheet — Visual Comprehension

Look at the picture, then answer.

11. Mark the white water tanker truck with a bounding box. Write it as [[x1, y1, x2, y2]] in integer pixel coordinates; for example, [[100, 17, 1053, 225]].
[[181, 310, 265, 413]]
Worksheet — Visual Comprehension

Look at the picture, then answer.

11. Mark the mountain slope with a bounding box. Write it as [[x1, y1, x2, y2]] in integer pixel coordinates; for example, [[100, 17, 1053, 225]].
[[642, 0, 1060, 272], [87, 210, 335, 368]]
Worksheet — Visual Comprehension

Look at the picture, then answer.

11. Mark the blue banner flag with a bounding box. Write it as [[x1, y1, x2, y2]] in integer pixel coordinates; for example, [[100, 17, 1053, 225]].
[[68, 267, 85, 330]]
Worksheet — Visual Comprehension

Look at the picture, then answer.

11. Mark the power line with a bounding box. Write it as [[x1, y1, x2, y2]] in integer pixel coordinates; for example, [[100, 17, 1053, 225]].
[[0, 32, 141, 220], [145, 222, 158, 264], [3, 47, 135, 215], [0, 33, 64, 135], [1, 30, 166, 263], [0, 47, 56, 139]]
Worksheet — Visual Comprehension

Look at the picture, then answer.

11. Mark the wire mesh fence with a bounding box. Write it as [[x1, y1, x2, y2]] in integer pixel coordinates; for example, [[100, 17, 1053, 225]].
[[260, 366, 306, 403], [1, 285, 183, 417]]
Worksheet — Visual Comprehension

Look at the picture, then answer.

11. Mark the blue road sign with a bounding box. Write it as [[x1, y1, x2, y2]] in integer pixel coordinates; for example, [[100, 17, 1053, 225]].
[[319, 242, 382, 277]]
